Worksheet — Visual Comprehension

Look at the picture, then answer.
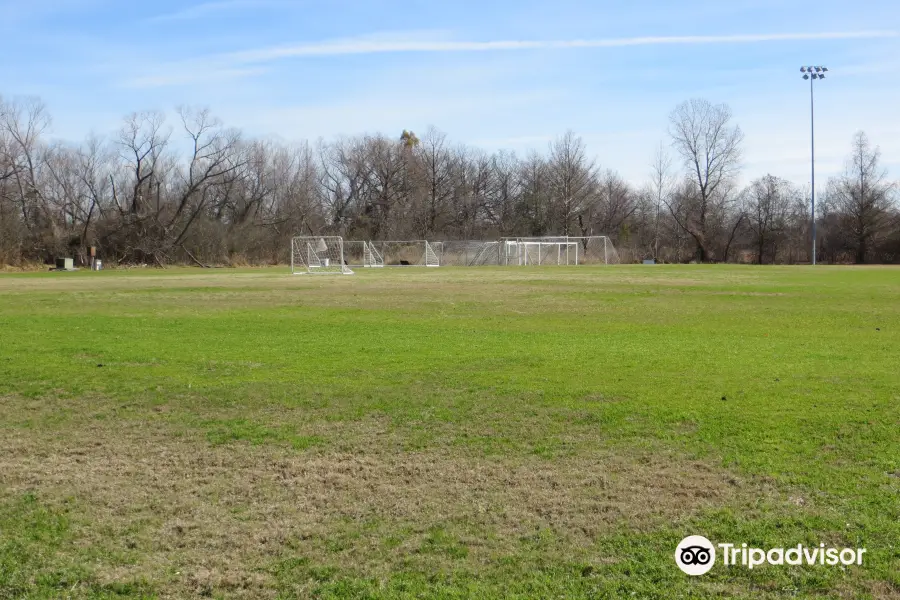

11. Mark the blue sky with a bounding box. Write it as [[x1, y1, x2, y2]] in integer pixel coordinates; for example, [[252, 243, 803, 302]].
[[2, 0, 898, 186]]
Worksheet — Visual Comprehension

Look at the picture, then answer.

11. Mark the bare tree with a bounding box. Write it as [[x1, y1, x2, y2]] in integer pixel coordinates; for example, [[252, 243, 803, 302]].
[[547, 131, 596, 236], [743, 175, 793, 264], [168, 107, 243, 248], [0, 97, 24, 263], [581, 169, 635, 239], [667, 99, 743, 261], [482, 150, 521, 236], [263, 142, 319, 259], [518, 151, 551, 235], [412, 127, 456, 238], [117, 111, 169, 217], [450, 147, 490, 240], [318, 137, 372, 233], [0, 96, 21, 183], [363, 134, 406, 239], [649, 143, 674, 260], [827, 132, 896, 264], [1, 98, 51, 236]]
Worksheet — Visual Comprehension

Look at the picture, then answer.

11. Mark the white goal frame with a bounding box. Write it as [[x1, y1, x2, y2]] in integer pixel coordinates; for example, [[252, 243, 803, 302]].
[[343, 241, 385, 268], [363, 241, 384, 268], [371, 240, 441, 267], [502, 236, 619, 265], [324, 235, 618, 271], [291, 236, 354, 275], [518, 241, 579, 266]]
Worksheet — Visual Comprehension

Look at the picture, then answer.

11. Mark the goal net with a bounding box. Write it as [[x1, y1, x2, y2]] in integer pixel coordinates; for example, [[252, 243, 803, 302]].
[[330, 236, 618, 270], [291, 236, 354, 275], [503, 237, 620, 265], [371, 241, 441, 267], [437, 241, 502, 266], [519, 241, 579, 265], [363, 242, 384, 268], [343, 241, 384, 268]]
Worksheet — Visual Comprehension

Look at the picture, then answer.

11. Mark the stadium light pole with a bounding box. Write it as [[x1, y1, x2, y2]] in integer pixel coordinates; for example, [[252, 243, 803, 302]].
[[801, 66, 827, 265]]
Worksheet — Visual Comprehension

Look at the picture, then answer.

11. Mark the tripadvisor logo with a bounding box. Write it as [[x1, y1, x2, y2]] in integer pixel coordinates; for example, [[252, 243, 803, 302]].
[[675, 536, 866, 576], [675, 536, 716, 575]]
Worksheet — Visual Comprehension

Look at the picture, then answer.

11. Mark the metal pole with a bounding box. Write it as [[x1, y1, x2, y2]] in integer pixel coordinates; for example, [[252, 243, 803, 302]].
[[810, 74, 816, 266], [654, 202, 660, 261]]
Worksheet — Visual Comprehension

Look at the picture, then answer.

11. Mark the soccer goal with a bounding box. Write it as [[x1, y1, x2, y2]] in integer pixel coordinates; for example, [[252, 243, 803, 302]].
[[437, 241, 502, 266], [503, 236, 619, 266], [291, 236, 354, 275], [343, 241, 384, 268], [519, 240, 579, 265], [371, 241, 441, 267], [363, 242, 384, 268]]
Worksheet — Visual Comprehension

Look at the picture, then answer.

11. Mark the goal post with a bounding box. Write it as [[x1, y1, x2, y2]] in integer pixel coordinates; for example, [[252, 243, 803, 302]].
[[321, 236, 618, 270], [363, 242, 384, 268], [424, 241, 440, 267], [502, 237, 619, 265], [291, 236, 354, 275], [370, 241, 441, 267], [341, 241, 384, 268], [518, 241, 578, 265], [436, 241, 502, 266]]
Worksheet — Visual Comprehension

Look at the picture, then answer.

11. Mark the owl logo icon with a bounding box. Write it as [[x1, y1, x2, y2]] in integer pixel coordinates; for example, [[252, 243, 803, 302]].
[[675, 536, 716, 575]]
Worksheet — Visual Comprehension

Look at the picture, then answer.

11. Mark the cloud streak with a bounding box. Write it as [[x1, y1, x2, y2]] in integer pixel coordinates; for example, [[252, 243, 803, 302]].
[[226, 30, 899, 63], [121, 29, 899, 89]]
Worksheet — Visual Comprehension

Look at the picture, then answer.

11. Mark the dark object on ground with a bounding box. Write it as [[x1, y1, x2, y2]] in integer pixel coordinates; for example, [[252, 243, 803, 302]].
[[721, 396, 727, 401], [399, 260, 411, 266], [51, 257, 78, 271]]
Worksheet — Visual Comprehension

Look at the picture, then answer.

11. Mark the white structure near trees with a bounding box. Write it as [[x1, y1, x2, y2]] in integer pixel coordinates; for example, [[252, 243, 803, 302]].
[[291, 236, 354, 275], [292, 235, 619, 273]]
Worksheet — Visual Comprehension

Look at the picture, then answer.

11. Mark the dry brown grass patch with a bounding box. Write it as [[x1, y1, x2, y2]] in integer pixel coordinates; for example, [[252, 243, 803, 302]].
[[0, 419, 771, 598]]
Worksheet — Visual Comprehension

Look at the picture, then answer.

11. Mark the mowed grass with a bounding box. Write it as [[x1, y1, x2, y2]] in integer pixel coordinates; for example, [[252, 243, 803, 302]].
[[0, 266, 898, 599]]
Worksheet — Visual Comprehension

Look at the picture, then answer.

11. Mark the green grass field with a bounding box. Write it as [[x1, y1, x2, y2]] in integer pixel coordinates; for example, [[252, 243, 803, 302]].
[[0, 266, 898, 599]]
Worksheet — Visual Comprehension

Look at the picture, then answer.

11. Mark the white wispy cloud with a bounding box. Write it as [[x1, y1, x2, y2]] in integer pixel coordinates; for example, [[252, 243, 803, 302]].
[[122, 29, 900, 89], [225, 31, 899, 63]]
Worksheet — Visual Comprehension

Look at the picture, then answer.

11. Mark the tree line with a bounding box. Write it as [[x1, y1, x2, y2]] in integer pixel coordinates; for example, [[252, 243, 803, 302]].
[[1, 94, 897, 266]]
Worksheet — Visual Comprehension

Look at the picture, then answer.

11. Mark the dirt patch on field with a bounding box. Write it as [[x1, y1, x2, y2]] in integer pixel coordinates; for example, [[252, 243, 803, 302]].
[[1, 421, 761, 598]]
